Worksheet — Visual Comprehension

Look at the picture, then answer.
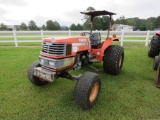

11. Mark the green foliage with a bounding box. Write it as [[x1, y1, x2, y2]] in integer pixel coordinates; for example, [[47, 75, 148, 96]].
[[41, 25, 46, 30], [53, 21, 61, 30], [93, 17, 103, 30], [115, 16, 160, 31], [154, 16, 160, 29], [102, 16, 110, 30], [84, 7, 95, 20], [76, 24, 83, 30], [46, 20, 61, 30], [145, 17, 156, 30], [70, 24, 77, 30], [82, 7, 95, 30], [46, 20, 55, 30], [19, 22, 28, 31], [82, 7, 114, 31], [115, 16, 127, 25], [140, 22, 146, 31], [70, 23, 83, 30], [0, 23, 8, 31], [61, 26, 69, 30], [83, 18, 91, 30], [28, 20, 38, 31], [83, 15, 112, 31]]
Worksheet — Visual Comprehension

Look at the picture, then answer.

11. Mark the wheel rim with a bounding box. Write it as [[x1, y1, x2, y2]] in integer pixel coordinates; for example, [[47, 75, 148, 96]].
[[89, 82, 99, 102], [119, 55, 122, 67]]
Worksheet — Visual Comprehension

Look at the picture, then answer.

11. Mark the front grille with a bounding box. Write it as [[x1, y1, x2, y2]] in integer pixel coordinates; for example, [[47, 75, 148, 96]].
[[42, 43, 66, 56]]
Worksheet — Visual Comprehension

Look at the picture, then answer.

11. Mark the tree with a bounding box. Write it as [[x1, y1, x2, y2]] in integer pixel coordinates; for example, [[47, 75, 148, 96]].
[[61, 26, 69, 30], [140, 22, 146, 31], [0, 23, 8, 31], [46, 20, 55, 30], [83, 7, 96, 30], [19, 22, 28, 30], [134, 17, 141, 30], [41, 25, 46, 30], [83, 19, 91, 30], [154, 16, 160, 29], [46, 20, 61, 30], [145, 17, 156, 30], [115, 16, 126, 25], [70, 24, 77, 30], [93, 17, 103, 30], [86, 6, 95, 11], [126, 18, 136, 26], [76, 24, 83, 30], [102, 16, 110, 30], [53, 21, 61, 30], [28, 20, 38, 30]]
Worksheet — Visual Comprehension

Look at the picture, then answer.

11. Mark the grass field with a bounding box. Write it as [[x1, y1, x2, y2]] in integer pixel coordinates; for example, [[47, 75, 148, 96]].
[[0, 46, 160, 120]]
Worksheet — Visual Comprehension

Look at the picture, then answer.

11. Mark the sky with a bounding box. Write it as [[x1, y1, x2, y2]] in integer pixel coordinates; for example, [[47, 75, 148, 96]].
[[0, 0, 160, 27]]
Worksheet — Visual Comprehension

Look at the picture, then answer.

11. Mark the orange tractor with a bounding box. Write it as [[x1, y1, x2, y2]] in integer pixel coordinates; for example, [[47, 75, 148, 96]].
[[28, 10, 124, 109]]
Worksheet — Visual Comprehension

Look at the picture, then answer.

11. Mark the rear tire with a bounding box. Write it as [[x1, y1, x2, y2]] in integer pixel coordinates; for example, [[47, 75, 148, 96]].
[[103, 45, 124, 75], [153, 56, 160, 71], [155, 63, 160, 88], [27, 60, 48, 86], [148, 35, 160, 58], [74, 72, 101, 110]]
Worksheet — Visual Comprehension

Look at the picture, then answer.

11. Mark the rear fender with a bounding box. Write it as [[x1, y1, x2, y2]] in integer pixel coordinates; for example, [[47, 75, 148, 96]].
[[156, 32, 160, 36], [99, 38, 114, 61]]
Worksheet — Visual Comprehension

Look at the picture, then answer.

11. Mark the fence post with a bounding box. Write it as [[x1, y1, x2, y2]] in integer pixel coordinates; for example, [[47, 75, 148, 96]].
[[41, 30, 44, 39], [13, 30, 18, 47], [69, 29, 71, 36], [120, 30, 124, 46], [145, 30, 150, 46]]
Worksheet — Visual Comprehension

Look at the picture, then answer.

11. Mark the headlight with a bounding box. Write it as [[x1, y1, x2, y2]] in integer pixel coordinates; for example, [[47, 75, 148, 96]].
[[48, 61, 55, 66], [40, 59, 44, 64]]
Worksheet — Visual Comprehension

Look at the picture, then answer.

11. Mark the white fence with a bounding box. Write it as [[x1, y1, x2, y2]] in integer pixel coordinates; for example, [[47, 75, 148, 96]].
[[0, 30, 158, 47]]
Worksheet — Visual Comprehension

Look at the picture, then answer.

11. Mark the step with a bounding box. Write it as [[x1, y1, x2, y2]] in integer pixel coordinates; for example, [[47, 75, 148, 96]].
[[89, 58, 100, 63], [89, 53, 96, 59]]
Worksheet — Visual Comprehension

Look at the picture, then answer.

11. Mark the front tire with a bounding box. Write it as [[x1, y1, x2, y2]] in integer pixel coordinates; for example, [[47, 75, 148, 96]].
[[103, 45, 124, 75], [27, 60, 48, 86], [74, 72, 101, 110], [153, 56, 160, 71]]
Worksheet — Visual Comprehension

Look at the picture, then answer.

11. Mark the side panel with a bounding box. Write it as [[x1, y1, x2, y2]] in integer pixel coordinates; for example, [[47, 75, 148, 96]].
[[91, 49, 101, 60], [91, 38, 119, 62]]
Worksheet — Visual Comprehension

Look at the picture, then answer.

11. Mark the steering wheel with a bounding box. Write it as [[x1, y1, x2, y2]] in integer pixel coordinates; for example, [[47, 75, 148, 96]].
[[81, 32, 94, 37]]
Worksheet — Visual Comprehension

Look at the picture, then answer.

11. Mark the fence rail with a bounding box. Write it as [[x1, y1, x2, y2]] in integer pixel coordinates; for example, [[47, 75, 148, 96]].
[[0, 30, 159, 47]]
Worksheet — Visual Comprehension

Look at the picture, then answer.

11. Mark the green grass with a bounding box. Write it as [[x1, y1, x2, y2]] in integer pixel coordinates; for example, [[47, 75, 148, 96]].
[[0, 46, 160, 119]]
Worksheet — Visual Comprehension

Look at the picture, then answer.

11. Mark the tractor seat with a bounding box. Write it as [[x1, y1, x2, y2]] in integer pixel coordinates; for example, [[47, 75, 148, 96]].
[[90, 32, 101, 48]]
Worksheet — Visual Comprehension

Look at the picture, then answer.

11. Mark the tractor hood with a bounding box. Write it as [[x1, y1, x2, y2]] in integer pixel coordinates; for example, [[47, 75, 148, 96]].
[[42, 36, 89, 44], [41, 36, 91, 58]]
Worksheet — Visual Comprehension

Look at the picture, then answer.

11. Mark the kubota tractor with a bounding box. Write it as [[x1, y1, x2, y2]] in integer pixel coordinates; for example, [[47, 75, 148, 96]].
[[28, 10, 124, 110], [149, 32, 160, 88]]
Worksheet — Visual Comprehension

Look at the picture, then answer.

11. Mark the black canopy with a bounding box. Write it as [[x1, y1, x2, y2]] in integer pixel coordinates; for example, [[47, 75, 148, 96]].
[[80, 10, 116, 16]]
